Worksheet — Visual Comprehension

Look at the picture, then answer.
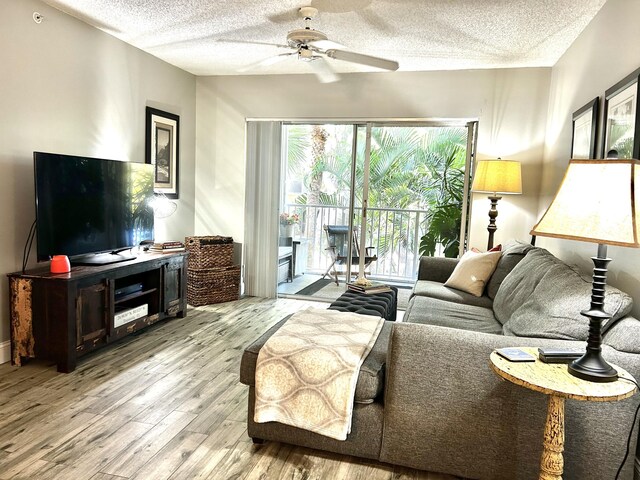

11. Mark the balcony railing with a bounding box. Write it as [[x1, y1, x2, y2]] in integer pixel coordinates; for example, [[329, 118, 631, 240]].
[[283, 203, 431, 283]]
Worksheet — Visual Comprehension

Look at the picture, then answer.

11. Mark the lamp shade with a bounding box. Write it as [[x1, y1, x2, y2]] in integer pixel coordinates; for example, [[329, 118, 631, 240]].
[[531, 159, 640, 247], [471, 159, 522, 194]]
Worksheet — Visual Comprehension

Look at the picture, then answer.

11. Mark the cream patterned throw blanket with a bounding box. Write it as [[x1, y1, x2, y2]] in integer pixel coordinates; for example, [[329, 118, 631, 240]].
[[254, 308, 384, 440]]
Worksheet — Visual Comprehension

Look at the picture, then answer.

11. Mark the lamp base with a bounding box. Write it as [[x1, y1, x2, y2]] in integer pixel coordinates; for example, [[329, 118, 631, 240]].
[[565, 245, 618, 383], [568, 351, 618, 383], [486, 195, 502, 250]]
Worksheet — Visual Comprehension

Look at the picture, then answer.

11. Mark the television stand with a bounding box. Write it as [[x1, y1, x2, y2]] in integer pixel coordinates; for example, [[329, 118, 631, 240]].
[[8, 252, 187, 373], [71, 251, 137, 266]]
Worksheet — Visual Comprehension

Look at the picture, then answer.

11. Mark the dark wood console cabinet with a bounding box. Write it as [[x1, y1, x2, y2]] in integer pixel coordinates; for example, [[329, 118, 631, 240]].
[[8, 252, 187, 373]]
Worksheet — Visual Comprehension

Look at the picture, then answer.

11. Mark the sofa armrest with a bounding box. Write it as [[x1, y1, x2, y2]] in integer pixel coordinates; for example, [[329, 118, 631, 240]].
[[416, 256, 459, 282], [380, 323, 640, 480]]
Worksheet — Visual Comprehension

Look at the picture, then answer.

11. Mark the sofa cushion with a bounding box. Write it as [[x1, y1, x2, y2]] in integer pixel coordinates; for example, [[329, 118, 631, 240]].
[[412, 280, 494, 309], [603, 317, 640, 353], [495, 248, 633, 340], [486, 240, 535, 299], [403, 295, 503, 335], [416, 256, 460, 282], [444, 250, 501, 297], [240, 314, 391, 404]]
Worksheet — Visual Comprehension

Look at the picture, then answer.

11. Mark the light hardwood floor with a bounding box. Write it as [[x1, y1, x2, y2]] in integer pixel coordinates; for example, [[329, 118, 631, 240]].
[[0, 297, 460, 480]]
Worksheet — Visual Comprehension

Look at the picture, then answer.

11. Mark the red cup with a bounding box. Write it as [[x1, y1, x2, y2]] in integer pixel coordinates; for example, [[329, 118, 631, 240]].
[[50, 255, 71, 274]]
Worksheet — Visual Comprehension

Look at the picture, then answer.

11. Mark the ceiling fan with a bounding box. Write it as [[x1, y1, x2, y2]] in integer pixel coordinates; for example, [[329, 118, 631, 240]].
[[241, 6, 399, 83]]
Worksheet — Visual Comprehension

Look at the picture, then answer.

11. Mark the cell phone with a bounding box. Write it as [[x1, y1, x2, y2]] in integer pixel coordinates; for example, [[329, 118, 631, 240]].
[[496, 348, 536, 362]]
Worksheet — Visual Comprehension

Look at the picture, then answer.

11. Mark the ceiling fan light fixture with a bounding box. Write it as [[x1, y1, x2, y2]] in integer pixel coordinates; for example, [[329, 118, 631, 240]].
[[298, 47, 314, 61]]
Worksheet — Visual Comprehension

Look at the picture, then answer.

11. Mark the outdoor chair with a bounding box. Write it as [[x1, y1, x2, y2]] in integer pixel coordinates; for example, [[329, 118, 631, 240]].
[[322, 225, 377, 285]]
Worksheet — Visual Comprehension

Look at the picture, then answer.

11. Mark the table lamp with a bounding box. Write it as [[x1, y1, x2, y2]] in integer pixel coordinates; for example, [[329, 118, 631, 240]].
[[150, 192, 177, 218], [471, 159, 522, 249], [531, 159, 640, 382]]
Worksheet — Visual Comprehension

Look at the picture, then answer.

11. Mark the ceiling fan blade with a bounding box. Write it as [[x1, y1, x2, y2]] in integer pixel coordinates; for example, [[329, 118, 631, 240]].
[[308, 57, 340, 83], [238, 52, 296, 72], [325, 49, 399, 71], [309, 39, 346, 50], [216, 38, 290, 49]]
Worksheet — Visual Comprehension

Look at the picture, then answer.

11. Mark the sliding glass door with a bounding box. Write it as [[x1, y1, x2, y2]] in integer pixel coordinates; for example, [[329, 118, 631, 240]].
[[364, 124, 472, 277], [278, 124, 357, 296], [276, 120, 476, 300]]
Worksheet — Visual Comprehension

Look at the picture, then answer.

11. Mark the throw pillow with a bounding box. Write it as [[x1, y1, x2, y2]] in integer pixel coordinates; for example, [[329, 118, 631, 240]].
[[471, 244, 502, 253], [444, 250, 502, 297]]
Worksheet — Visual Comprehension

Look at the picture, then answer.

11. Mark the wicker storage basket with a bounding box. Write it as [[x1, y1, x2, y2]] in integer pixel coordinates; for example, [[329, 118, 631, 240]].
[[185, 236, 234, 270], [187, 265, 241, 306]]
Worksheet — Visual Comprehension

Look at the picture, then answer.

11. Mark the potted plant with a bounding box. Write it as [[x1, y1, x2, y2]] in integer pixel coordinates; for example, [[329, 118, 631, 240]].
[[418, 144, 465, 258], [279, 212, 299, 238]]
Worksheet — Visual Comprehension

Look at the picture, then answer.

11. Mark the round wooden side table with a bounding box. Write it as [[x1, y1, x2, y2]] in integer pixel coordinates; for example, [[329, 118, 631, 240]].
[[490, 347, 637, 480]]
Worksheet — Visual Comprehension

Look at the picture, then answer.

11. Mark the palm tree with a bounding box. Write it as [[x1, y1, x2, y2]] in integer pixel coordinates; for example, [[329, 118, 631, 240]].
[[283, 124, 468, 274], [414, 128, 467, 258], [305, 126, 329, 260]]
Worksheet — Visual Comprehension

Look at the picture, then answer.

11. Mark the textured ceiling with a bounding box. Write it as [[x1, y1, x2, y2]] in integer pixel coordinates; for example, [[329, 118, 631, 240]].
[[41, 0, 606, 77]]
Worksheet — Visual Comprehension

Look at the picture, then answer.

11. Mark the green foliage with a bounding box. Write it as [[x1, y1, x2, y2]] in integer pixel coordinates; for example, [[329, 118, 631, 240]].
[[286, 125, 312, 177], [284, 124, 468, 259], [416, 130, 467, 258], [419, 203, 462, 258]]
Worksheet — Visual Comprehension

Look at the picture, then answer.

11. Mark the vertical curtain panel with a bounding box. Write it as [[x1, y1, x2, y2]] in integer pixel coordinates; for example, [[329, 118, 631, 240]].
[[243, 121, 282, 298]]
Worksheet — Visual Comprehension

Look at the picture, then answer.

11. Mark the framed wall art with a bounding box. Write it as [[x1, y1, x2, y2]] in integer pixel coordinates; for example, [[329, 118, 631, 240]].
[[145, 107, 180, 198], [602, 67, 640, 159], [570, 97, 599, 159]]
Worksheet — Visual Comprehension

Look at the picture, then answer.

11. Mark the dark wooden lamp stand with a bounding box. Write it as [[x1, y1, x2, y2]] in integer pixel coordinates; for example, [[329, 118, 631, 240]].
[[486, 195, 502, 250], [568, 244, 618, 382]]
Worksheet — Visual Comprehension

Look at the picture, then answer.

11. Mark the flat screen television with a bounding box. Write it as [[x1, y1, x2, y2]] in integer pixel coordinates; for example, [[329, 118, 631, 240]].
[[34, 152, 155, 265]]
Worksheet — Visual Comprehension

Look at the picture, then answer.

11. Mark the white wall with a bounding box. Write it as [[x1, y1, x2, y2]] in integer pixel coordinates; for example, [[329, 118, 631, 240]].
[[195, 67, 550, 254], [0, 0, 196, 362], [540, 0, 640, 317]]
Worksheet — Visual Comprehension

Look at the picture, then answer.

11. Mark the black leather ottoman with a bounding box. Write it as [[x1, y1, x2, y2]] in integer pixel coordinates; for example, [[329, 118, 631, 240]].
[[328, 286, 398, 322]]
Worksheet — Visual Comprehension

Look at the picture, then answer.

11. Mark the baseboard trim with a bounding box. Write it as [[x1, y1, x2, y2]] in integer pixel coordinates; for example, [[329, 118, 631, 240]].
[[0, 340, 10, 365]]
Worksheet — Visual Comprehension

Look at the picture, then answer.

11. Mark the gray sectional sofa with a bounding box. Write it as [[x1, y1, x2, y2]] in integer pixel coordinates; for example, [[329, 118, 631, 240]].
[[241, 241, 640, 479]]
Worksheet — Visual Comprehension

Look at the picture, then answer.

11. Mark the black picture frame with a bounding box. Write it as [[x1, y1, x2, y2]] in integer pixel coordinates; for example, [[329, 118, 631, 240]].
[[570, 97, 599, 159], [601, 67, 640, 159], [145, 106, 179, 198]]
